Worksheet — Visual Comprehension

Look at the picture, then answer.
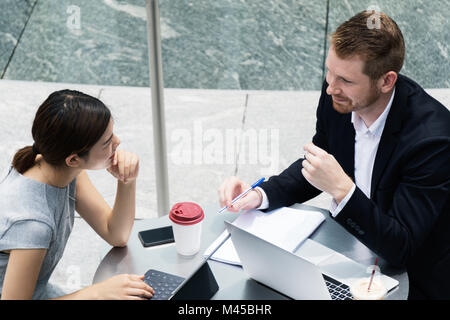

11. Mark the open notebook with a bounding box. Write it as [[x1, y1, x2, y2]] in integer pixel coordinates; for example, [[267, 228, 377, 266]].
[[204, 207, 326, 265]]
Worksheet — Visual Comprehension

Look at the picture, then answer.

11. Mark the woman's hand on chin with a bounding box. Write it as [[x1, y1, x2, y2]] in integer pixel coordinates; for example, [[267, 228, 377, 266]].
[[107, 150, 139, 184]]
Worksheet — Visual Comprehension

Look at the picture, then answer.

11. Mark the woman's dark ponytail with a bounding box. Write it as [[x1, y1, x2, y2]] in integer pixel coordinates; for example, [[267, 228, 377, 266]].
[[12, 146, 37, 174]]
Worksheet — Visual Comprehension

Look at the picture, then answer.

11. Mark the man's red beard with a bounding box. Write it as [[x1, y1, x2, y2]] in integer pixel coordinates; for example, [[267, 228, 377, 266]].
[[331, 84, 381, 114], [332, 96, 354, 114]]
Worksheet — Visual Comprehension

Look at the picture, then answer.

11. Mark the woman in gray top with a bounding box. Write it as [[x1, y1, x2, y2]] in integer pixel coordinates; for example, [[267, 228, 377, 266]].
[[0, 90, 154, 300]]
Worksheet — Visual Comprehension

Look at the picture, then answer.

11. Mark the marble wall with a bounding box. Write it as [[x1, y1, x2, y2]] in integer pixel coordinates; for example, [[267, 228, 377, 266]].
[[0, 0, 448, 89], [0, 0, 35, 76]]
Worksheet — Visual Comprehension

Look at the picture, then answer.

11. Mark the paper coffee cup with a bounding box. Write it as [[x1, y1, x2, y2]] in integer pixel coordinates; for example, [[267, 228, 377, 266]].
[[350, 278, 387, 300], [169, 202, 204, 256]]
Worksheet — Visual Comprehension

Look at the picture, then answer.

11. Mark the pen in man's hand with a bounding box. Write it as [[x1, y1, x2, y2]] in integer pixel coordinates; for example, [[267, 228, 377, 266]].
[[218, 178, 265, 214]]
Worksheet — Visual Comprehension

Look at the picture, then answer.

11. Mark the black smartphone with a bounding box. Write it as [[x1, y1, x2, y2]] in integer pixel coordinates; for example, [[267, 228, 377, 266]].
[[138, 226, 175, 247]]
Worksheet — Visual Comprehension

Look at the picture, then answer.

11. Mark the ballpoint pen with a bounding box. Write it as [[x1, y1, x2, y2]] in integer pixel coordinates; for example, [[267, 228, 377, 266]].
[[218, 177, 265, 214]]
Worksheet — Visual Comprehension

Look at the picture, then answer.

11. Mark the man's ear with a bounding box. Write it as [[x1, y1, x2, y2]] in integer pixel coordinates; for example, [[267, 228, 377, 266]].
[[379, 71, 397, 93], [65, 154, 81, 168]]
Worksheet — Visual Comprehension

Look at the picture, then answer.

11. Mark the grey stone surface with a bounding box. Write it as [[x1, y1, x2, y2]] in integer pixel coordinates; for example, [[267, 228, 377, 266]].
[[0, 0, 35, 75], [164, 89, 247, 210], [1, 1, 448, 89], [158, 0, 327, 90], [2, 0, 327, 90], [3, 0, 149, 87]]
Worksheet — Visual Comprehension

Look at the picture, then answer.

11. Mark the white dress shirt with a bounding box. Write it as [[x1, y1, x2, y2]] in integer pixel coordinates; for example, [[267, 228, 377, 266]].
[[257, 88, 396, 217]]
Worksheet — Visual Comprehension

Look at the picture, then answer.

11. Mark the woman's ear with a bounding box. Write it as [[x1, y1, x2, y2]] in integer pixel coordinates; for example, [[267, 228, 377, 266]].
[[65, 154, 82, 168]]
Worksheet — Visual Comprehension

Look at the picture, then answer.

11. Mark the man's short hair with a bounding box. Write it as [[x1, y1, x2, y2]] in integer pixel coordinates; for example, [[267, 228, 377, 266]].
[[330, 11, 405, 81]]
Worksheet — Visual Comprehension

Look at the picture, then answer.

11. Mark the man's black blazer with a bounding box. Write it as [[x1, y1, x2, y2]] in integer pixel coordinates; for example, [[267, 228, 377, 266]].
[[259, 74, 450, 299]]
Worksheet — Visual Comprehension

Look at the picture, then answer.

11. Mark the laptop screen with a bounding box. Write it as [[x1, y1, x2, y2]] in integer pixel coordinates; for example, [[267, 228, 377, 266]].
[[171, 260, 219, 300]]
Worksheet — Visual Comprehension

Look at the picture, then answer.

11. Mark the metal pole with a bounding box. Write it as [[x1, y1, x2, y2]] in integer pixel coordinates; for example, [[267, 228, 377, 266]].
[[145, 0, 170, 217]]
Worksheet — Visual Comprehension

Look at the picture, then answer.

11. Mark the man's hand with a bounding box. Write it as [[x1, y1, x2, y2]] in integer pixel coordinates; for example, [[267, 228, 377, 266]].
[[301, 143, 354, 203], [218, 176, 262, 213]]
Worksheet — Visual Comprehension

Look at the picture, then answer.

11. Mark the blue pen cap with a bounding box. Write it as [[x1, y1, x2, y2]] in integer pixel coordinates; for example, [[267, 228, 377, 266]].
[[251, 178, 265, 188]]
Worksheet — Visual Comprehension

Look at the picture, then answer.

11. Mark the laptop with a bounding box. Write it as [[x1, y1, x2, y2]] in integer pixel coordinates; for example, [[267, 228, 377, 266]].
[[143, 259, 219, 300], [225, 220, 377, 300]]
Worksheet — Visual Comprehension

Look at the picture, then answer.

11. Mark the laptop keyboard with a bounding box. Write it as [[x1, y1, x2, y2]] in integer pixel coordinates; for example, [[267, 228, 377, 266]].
[[323, 274, 353, 300], [142, 269, 352, 300], [143, 269, 185, 300]]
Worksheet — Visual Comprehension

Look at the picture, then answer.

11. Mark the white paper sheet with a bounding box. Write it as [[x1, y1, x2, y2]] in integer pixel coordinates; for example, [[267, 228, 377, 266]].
[[204, 207, 326, 265]]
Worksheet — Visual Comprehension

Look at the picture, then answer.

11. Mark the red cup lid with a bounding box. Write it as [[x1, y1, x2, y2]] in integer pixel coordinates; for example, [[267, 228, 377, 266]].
[[169, 202, 204, 226]]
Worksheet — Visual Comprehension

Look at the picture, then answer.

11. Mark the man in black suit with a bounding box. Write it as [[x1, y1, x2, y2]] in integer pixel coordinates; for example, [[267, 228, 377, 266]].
[[218, 11, 449, 299]]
